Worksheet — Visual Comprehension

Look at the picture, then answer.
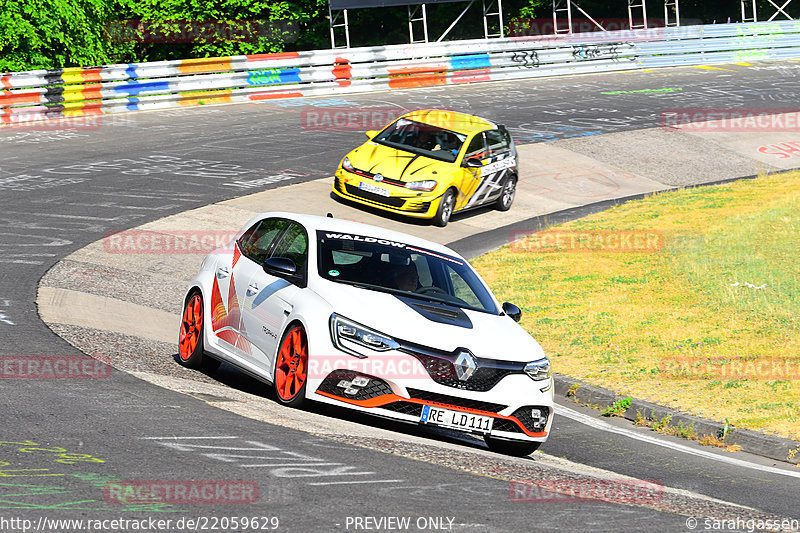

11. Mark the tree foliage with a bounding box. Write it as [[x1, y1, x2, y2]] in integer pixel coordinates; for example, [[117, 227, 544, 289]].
[[0, 0, 127, 71]]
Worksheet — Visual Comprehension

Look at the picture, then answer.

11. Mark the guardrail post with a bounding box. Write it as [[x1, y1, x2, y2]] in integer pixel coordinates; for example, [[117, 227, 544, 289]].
[[552, 0, 573, 34], [741, 0, 757, 22], [409, 4, 429, 44], [329, 7, 351, 49], [483, 0, 504, 38], [628, 0, 649, 29], [664, 0, 680, 27]]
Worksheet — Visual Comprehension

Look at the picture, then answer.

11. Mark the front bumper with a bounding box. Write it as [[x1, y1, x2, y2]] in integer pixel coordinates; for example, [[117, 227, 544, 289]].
[[332, 169, 445, 219], [306, 341, 555, 443]]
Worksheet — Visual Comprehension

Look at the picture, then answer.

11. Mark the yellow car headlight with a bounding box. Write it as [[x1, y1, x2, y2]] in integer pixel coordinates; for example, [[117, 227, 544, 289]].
[[405, 180, 437, 191]]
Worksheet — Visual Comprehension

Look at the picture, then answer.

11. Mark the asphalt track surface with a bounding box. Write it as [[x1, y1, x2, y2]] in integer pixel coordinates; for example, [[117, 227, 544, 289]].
[[2, 62, 800, 532]]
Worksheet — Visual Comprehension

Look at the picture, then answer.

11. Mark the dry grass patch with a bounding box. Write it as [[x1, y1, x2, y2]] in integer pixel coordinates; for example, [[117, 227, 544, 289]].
[[473, 172, 800, 439]]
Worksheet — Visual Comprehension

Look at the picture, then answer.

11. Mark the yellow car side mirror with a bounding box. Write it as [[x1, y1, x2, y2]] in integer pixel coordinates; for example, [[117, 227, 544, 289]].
[[365, 130, 378, 139]]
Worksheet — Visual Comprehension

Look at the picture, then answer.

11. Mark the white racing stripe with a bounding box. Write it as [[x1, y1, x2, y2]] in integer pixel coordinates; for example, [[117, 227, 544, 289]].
[[556, 404, 800, 479], [467, 167, 506, 207]]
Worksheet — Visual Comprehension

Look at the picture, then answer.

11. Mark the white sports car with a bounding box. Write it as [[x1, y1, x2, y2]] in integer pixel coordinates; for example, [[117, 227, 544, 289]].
[[178, 213, 554, 456]]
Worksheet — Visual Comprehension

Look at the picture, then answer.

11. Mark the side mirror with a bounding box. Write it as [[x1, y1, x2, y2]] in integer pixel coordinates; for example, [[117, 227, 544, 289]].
[[463, 157, 482, 168], [365, 130, 378, 139], [502, 302, 522, 322], [263, 257, 297, 277]]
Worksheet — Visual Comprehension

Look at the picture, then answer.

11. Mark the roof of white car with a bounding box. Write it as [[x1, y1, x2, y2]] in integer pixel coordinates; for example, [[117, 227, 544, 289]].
[[259, 212, 462, 258]]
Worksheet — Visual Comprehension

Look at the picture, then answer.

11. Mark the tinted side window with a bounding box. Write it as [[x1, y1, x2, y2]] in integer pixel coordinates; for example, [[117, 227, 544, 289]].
[[271, 223, 309, 279], [464, 133, 488, 160], [238, 218, 288, 263], [485, 129, 509, 156]]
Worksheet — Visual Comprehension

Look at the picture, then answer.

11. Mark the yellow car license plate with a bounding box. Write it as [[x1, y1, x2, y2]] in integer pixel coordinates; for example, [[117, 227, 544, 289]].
[[358, 181, 391, 197]]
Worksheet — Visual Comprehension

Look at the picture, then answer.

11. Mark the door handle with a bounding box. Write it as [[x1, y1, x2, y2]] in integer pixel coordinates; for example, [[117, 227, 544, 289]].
[[217, 266, 230, 278], [247, 283, 259, 296]]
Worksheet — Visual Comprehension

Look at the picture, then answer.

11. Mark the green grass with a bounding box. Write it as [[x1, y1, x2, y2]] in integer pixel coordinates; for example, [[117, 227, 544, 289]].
[[601, 397, 632, 417]]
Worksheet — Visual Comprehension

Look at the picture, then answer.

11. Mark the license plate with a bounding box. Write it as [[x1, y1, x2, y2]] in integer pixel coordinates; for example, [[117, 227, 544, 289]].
[[358, 181, 391, 197], [420, 405, 493, 434]]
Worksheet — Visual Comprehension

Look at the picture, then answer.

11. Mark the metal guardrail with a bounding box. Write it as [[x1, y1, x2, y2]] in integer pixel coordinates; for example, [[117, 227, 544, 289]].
[[2, 20, 800, 124]]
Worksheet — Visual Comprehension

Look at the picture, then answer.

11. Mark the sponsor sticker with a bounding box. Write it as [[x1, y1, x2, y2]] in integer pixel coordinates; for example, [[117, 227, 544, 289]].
[[480, 157, 516, 176]]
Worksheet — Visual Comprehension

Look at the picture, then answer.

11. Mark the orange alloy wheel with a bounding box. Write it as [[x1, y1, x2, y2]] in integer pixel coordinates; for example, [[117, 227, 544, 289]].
[[179, 294, 203, 360], [275, 326, 308, 401]]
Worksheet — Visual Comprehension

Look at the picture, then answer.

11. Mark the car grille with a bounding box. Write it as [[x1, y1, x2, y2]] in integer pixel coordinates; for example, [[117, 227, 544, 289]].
[[406, 388, 507, 413], [403, 200, 431, 213], [510, 406, 550, 433], [336, 177, 429, 213], [380, 402, 424, 417], [316, 369, 393, 401], [344, 184, 407, 208], [344, 167, 407, 188], [399, 341, 525, 392], [492, 418, 523, 433]]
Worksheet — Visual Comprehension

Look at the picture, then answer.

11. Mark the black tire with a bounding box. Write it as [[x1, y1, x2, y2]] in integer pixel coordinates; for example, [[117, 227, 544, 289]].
[[273, 325, 309, 408], [484, 435, 541, 457], [202, 355, 221, 371], [496, 174, 517, 212], [433, 189, 456, 227], [177, 291, 220, 371]]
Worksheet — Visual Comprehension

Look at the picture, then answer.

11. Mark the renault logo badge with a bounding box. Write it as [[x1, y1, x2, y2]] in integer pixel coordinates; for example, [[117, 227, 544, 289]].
[[454, 351, 477, 381]]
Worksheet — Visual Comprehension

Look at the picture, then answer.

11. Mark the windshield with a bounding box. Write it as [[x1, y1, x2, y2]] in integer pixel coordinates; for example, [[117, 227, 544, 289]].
[[373, 118, 467, 163], [317, 231, 498, 314]]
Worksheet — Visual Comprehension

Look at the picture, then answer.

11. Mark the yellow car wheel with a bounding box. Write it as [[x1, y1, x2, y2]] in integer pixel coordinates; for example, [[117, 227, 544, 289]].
[[433, 189, 456, 227], [496, 174, 517, 212]]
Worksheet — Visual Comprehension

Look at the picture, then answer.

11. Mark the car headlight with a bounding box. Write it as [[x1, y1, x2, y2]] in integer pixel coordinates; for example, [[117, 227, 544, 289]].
[[342, 156, 355, 172], [524, 358, 551, 387], [405, 180, 437, 191], [330, 314, 399, 357]]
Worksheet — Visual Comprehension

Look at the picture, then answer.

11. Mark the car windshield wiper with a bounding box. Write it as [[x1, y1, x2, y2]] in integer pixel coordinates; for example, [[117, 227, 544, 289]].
[[400, 291, 498, 315]]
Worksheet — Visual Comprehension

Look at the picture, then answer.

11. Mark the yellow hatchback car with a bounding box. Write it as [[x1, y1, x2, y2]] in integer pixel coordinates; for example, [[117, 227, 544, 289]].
[[332, 110, 518, 226]]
